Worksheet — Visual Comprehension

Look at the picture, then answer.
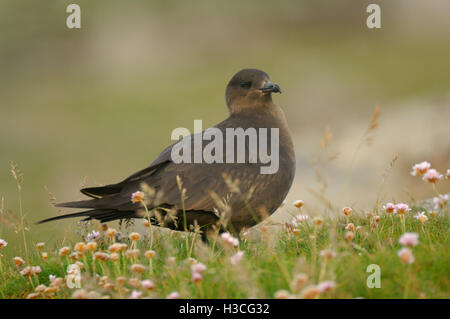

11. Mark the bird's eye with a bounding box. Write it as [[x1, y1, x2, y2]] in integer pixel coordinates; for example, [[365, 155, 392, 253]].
[[240, 81, 251, 89]]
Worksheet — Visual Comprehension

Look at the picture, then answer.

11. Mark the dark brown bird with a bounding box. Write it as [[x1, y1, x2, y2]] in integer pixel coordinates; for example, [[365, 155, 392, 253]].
[[39, 69, 296, 237]]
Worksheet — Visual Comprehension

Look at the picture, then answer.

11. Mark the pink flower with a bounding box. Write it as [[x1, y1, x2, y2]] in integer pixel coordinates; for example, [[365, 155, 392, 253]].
[[141, 280, 155, 290], [317, 281, 336, 293], [230, 251, 244, 265], [191, 262, 207, 273], [410, 161, 431, 176], [446, 169, 450, 180], [220, 232, 239, 247], [192, 272, 203, 283], [383, 203, 395, 214], [422, 169, 443, 184], [131, 191, 145, 203], [398, 248, 414, 264], [395, 203, 410, 215], [86, 230, 100, 241], [32, 266, 42, 275], [0, 239, 7, 250], [292, 214, 309, 226], [167, 291, 179, 299], [398, 232, 419, 247], [129, 290, 142, 299]]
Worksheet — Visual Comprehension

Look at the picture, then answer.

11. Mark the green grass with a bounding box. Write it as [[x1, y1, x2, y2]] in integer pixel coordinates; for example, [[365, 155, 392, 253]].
[[0, 197, 448, 299]]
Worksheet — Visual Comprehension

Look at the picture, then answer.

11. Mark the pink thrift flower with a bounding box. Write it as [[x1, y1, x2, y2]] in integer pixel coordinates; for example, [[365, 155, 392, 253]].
[[191, 262, 207, 273], [395, 203, 410, 215], [398, 248, 414, 264], [383, 203, 395, 214], [422, 169, 443, 184], [230, 251, 244, 265], [0, 239, 7, 250], [410, 161, 431, 176], [292, 214, 309, 226], [220, 232, 239, 247], [317, 281, 336, 293], [32, 266, 42, 275], [129, 290, 142, 299], [398, 232, 419, 247], [141, 280, 155, 290], [167, 291, 179, 299], [131, 191, 145, 203], [293, 200, 304, 209], [446, 169, 450, 180]]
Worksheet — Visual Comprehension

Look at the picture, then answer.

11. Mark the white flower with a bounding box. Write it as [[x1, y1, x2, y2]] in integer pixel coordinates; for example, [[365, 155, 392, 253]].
[[0, 239, 7, 250], [398, 232, 419, 247], [395, 203, 410, 215], [167, 291, 179, 299], [414, 212, 428, 224], [410, 161, 431, 176], [383, 203, 395, 214], [131, 191, 145, 203], [86, 231, 100, 242]]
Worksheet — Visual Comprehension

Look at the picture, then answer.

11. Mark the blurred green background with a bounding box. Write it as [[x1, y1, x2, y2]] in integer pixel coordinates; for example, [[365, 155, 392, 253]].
[[1, 0, 449, 248]]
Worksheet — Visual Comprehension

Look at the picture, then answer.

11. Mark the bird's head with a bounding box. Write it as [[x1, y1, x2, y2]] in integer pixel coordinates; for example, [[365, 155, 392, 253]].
[[225, 68, 281, 113]]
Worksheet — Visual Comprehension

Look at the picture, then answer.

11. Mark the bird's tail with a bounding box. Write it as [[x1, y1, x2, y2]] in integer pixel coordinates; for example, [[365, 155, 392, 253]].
[[38, 209, 137, 224]]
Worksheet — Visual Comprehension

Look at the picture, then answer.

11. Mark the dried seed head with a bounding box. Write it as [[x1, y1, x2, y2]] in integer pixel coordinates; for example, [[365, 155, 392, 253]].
[[292, 273, 308, 292], [131, 191, 145, 203], [313, 217, 323, 227], [129, 232, 141, 242], [59, 246, 71, 257], [342, 207, 352, 217], [13, 257, 25, 267], [145, 250, 156, 259], [293, 200, 304, 209], [300, 285, 320, 299], [36, 242, 45, 252]]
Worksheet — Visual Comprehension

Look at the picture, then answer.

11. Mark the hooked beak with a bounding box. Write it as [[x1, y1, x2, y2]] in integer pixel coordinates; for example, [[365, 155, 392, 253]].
[[259, 81, 281, 94]]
